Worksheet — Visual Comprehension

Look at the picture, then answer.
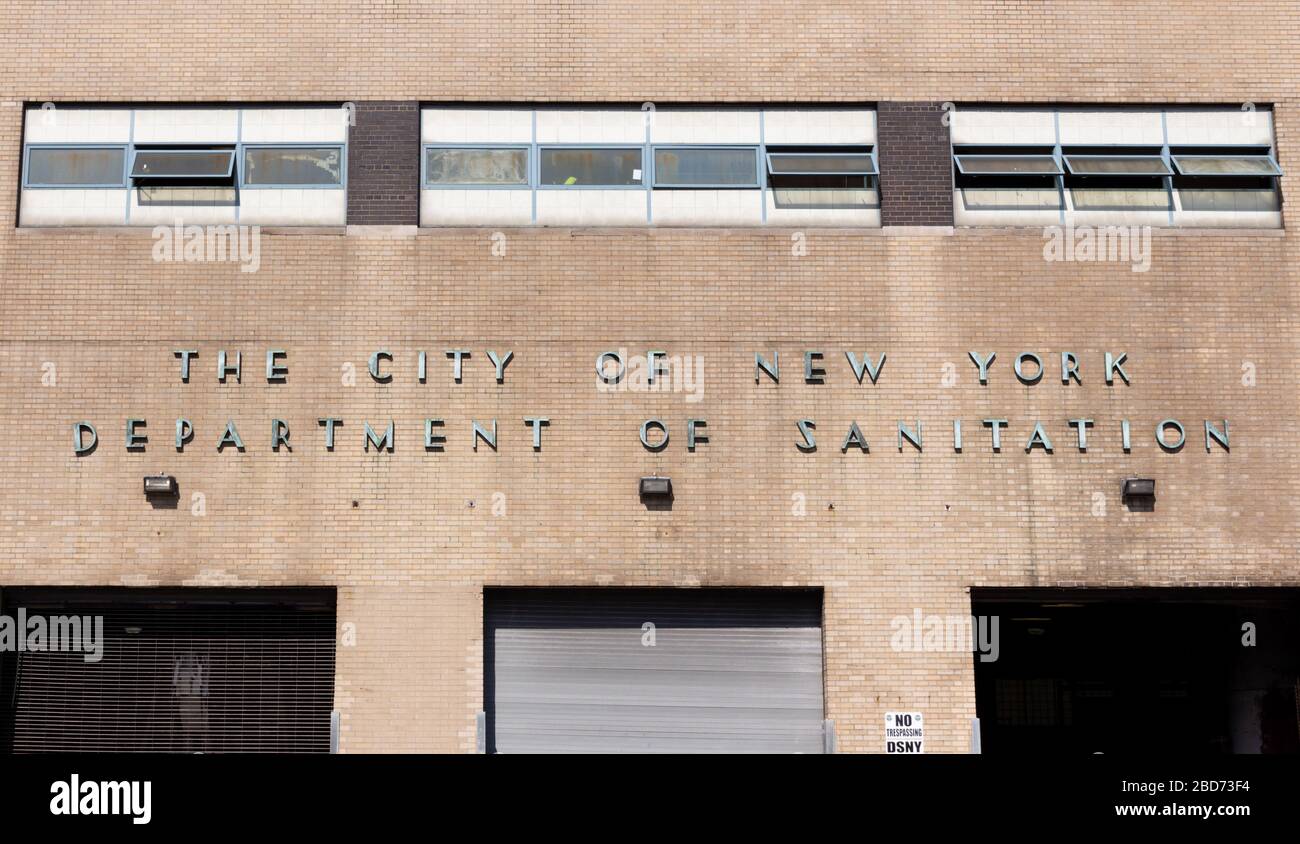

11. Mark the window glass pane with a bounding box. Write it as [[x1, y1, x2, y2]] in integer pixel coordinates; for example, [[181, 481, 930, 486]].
[[1178, 188, 1279, 212], [771, 187, 877, 209], [654, 148, 756, 186], [245, 147, 342, 185], [1173, 156, 1281, 177], [27, 147, 124, 185], [768, 153, 875, 175], [136, 186, 237, 207], [1065, 156, 1171, 176], [961, 188, 1062, 210], [131, 151, 234, 179], [540, 148, 641, 186], [1070, 188, 1170, 210], [425, 148, 528, 185], [955, 155, 1061, 175]]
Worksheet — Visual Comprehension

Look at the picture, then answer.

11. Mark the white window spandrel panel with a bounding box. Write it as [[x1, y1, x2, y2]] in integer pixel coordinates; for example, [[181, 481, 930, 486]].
[[651, 189, 762, 226], [535, 189, 647, 225], [132, 109, 239, 143], [421, 109, 533, 144], [649, 110, 761, 144], [535, 109, 645, 144], [23, 108, 132, 144], [238, 189, 346, 225], [82, 188, 130, 225], [420, 189, 533, 226], [763, 110, 876, 145], [240, 108, 349, 143], [1174, 209, 1282, 229], [950, 110, 1055, 145], [1057, 111, 1163, 145], [1067, 208, 1170, 228], [1165, 110, 1275, 147], [20, 188, 128, 226]]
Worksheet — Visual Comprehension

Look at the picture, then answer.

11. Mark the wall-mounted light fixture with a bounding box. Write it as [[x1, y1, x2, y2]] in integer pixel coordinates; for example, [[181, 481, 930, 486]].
[[1122, 477, 1155, 510], [639, 476, 672, 498], [143, 474, 177, 496]]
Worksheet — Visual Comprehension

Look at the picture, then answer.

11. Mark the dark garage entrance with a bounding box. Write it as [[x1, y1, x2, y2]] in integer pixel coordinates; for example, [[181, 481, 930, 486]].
[[485, 587, 827, 753], [972, 588, 1300, 754], [0, 587, 337, 753]]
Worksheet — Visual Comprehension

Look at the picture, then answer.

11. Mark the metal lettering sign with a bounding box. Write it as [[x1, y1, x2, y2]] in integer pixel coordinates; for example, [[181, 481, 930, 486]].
[[67, 346, 1233, 457]]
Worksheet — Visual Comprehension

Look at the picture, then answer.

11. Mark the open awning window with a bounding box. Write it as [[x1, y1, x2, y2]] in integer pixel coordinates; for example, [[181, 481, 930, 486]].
[[1172, 155, 1282, 177], [766, 152, 876, 176], [1063, 155, 1172, 177], [954, 154, 1062, 176], [130, 149, 235, 179]]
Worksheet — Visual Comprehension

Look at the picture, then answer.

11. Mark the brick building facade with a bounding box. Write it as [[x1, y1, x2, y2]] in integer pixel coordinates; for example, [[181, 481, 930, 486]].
[[0, 2, 1297, 754]]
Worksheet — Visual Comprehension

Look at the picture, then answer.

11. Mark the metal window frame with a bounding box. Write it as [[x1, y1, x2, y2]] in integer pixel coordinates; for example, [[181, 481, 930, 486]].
[[953, 153, 1063, 176], [22, 143, 129, 189], [764, 143, 880, 210], [129, 147, 237, 180], [240, 143, 347, 190], [950, 147, 1065, 213], [650, 145, 761, 189], [1062, 153, 1174, 178], [1171, 153, 1283, 177], [950, 108, 1283, 227], [21, 107, 350, 226], [946, 137, 1069, 221], [765, 149, 878, 177], [416, 106, 882, 225], [537, 143, 646, 190], [421, 143, 531, 190]]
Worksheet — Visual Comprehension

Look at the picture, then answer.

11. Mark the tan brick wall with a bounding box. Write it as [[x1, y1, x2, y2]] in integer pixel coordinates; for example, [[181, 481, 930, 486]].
[[0, 1, 1295, 104], [1, 3, 1298, 752], [2, 223, 1296, 751]]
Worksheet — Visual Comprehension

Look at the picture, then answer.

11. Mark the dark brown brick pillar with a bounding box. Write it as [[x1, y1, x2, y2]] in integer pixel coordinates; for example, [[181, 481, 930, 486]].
[[346, 102, 420, 225], [877, 102, 954, 227]]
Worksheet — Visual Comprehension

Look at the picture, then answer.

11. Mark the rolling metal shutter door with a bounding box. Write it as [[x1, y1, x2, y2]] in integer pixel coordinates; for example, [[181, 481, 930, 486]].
[[0, 588, 336, 753], [486, 588, 825, 753]]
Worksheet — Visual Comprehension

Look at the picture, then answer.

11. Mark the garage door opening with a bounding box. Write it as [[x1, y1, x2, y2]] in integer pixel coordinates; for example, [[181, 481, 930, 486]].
[[972, 588, 1300, 754], [485, 587, 826, 753], [0, 587, 337, 753]]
